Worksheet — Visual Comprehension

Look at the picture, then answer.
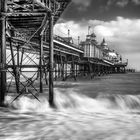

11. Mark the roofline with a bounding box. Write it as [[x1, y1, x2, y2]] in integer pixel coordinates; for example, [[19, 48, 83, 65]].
[[54, 39, 84, 53]]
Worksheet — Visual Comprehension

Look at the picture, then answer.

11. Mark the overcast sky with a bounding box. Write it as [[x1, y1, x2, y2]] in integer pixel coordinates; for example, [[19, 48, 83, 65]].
[[54, 0, 140, 71]]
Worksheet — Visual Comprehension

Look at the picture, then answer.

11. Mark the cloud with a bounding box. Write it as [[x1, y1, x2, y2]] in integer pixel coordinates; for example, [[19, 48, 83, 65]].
[[94, 25, 114, 37], [116, 0, 129, 7], [71, 0, 92, 11], [107, 0, 129, 7], [132, 0, 140, 5], [72, 0, 92, 7], [54, 20, 89, 43], [55, 17, 140, 70], [93, 17, 140, 53], [107, 0, 140, 8]]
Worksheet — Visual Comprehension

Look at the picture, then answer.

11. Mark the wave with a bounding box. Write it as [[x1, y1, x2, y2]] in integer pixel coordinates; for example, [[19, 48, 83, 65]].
[[4, 88, 140, 114], [97, 93, 140, 112]]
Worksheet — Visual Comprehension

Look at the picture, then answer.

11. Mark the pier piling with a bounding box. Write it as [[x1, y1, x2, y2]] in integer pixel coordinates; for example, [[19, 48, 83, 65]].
[[48, 12, 55, 107], [39, 34, 43, 93], [0, 0, 6, 106]]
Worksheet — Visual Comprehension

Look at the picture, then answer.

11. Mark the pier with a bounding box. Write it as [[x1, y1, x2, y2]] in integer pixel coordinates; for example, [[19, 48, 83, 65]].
[[0, 0, 127, 106]]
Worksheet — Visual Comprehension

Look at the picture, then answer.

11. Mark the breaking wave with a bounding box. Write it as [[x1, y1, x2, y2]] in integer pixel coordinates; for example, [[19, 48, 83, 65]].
[[5, 88, 140, 114], [2, 88, 140, 139]]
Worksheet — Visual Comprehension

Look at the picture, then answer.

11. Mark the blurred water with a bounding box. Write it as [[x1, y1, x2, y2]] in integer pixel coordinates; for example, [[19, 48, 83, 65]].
[[1, 73, 140, 140]]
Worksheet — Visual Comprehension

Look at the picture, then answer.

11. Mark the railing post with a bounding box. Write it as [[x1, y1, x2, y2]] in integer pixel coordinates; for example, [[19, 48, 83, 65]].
[[0, 0, 7, 106], [48, 12, 55, 107]]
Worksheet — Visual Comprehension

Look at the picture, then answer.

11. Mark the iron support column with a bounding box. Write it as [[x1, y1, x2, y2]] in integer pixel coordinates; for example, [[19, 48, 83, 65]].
[[17, 45, 20, 93], [124, 67, 126, 73], [9, 38, 19, 94], [49, 12, 55, 107], [65, 58, 67, 80], [39, 35, 43, 93], [0, 0, 6, 106]]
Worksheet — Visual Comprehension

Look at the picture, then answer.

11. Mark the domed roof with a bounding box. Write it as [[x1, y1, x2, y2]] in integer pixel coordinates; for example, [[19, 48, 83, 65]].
[[101, 38, 107, 46], [90, 32, 96, 38]]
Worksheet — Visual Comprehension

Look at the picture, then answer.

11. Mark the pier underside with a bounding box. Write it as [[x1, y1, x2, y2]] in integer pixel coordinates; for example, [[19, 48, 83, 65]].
[[0, 0, 127, 106]]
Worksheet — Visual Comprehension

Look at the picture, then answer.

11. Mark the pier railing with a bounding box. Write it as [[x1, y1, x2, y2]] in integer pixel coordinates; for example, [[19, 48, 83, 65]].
[[113, 61, 128, 66], [54, 35, 83, 51]]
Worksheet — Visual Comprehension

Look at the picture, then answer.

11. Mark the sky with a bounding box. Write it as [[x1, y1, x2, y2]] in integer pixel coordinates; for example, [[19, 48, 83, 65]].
[[54, 0, 140, 71]]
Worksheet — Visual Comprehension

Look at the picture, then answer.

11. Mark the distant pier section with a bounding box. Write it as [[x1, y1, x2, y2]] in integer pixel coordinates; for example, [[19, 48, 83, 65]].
[[0, 0, 127, 106]]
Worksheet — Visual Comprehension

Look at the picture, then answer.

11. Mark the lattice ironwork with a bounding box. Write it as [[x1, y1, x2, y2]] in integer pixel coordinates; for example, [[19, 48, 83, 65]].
[[4, 0, 72, 103]]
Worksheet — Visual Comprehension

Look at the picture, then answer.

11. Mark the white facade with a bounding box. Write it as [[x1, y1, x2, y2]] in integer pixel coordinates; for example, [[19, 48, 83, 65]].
[[82, 33, 105, 59], [84, 43, 96, 58], [84, 42, 102, 59]]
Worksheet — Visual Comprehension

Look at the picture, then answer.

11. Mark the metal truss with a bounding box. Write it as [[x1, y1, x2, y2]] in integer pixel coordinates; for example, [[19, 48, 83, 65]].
[[0, 0, 71, 106], [0, 0, 124, 106]]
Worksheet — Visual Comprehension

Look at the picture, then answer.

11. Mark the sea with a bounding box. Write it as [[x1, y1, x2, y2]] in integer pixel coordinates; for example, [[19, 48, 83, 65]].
[[0, 72, 140, 140]]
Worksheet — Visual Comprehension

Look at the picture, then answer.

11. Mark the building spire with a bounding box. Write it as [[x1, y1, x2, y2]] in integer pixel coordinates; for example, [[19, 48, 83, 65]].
[[101, 38, 107, 46], [88, 26, 91, 35]]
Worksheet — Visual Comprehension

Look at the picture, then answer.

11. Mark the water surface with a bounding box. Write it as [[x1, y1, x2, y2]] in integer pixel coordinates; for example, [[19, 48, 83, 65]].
[[0, 73, 140, 140]]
